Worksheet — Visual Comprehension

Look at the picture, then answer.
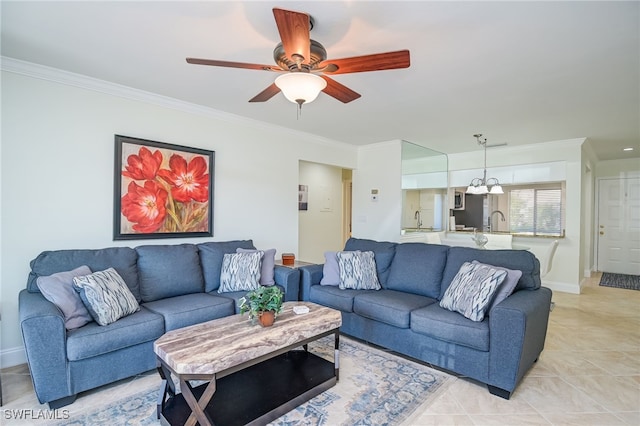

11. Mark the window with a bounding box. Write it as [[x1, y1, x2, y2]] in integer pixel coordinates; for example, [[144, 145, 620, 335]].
[[509, 185, 564, 236]]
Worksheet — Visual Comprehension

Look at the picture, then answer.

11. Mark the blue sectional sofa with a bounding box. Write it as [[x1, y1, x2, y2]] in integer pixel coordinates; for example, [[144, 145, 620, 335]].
[[299, 237, 552, 399], [18, 240, 300, 409]]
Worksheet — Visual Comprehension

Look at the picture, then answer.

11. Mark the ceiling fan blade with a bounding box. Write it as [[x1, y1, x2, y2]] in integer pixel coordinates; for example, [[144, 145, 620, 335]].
[[272, 8, 311, 65], [186, 57, 281, 72], [321, 76, 361, 103], [248, 83, 281, 103], [320, 50, 410, 75]]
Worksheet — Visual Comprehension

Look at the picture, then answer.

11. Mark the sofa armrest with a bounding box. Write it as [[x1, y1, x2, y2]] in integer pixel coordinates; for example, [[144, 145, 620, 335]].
[[489, 287, 552, 393], [274, 265, 301, 302], [19, 289, 71, 404], [299, 264, 324, 301]]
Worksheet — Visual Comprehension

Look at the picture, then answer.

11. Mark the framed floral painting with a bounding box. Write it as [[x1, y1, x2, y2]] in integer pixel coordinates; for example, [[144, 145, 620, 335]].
[[114, 135, 214, 240]]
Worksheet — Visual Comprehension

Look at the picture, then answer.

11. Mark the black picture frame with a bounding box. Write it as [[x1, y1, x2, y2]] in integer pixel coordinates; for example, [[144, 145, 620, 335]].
[[114, 135, 214, 240]]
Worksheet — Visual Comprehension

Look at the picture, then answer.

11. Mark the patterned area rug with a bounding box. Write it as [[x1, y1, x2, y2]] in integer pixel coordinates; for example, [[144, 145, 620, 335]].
[[55, 336, 451, 426], [599, 272, 640, 291]]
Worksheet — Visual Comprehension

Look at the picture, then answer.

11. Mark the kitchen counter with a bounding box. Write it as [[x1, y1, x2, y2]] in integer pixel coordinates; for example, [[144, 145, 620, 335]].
[[447, 230, 564, 239]]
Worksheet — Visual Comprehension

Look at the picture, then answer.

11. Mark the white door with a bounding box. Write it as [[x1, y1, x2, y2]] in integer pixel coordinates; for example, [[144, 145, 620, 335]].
[[597, 177, 640, 275]]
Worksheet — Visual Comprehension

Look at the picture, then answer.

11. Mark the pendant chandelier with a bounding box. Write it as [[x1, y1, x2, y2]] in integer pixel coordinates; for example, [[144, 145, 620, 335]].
[[466, 134, 504, 195]]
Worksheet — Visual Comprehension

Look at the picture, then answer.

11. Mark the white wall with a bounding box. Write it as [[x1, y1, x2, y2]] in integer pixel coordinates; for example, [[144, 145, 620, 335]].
[[0, 69, 357, 366], [581, 143, 598, 277], [596, 158, 640, 178], [352, 140, 402, 241], [298, 161, 345, 263]]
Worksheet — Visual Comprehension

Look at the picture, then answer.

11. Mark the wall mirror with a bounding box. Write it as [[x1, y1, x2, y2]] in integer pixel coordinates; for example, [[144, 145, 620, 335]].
[[401, 141, 448, 233]]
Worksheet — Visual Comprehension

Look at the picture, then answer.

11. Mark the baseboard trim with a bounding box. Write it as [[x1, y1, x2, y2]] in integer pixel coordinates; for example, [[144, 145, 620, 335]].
[[1, 346, 26, 369], [579, 276, 592, 292], [543, 280, 581, 295]]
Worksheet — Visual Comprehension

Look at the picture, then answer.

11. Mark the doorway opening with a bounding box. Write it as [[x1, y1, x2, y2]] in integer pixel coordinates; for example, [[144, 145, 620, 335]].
[[298, 161, 352, 263]]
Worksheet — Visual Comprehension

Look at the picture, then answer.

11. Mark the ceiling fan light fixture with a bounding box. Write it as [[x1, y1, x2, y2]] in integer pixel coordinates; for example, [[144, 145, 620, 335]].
[[275, 72, 327, 105]]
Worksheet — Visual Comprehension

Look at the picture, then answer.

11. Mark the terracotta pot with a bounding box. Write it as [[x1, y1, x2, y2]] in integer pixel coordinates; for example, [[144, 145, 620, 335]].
[[258, 310, 276, 327]]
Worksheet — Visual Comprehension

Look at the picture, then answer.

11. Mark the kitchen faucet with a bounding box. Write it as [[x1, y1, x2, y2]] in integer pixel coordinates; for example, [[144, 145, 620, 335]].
[[414, 210, 422, 229], [488, 210, 506, 232]]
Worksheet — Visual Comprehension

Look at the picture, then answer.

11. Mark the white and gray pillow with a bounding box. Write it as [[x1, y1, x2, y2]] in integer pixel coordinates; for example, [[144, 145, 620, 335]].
[[337, 250, 381, 290], [440, 262, 507, 322], [73, 268, 140, 326], [36, 265, 93, 330], [218, 251, 263, 293], [236, 247, 276, 286]]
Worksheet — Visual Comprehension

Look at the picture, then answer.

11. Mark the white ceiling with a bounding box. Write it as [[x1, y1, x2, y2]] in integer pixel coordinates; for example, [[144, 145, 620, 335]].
[[2, 1, 639, 161]]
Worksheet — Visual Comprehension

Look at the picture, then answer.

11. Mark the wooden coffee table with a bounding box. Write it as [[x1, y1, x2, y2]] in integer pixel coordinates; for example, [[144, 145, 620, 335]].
[[154, 301, 342, 426]]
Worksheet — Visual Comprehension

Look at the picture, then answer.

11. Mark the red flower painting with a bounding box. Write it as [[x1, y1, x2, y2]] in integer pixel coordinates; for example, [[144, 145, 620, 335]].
[[121, 180, 168, 233], [118, 140, 212, 236], [158, 155, 209, 203]]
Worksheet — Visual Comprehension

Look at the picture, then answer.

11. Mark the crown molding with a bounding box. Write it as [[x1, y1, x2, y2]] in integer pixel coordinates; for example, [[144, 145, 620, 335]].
[[1, 56, 355, 151]]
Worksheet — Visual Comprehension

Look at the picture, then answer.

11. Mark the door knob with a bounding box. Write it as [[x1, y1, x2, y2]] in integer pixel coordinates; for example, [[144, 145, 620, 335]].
[[600, 231, 604, 235]]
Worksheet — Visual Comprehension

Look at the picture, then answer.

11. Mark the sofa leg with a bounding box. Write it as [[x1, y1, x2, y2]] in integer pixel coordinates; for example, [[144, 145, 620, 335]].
[[487, 385, 511, 400], [48, 394, 77, 409]]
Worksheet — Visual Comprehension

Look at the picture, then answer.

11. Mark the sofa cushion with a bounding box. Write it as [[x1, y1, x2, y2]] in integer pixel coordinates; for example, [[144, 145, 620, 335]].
[[218, 252, 263, 293], [198, 240, 255, 292], [411, 303, 490, 352], [440, 247, 541, 298], [309, 285, 359, 312], [143, 293, 234, 331], [472, 260, 522, 312], [353, 290, 436, 328], [386, 243, 449, 299], [73, 268, 141, 326], [66, 306, 164, 361], [36, 265, 93, 330], [439, 262, 507, 322], [337, 251, 381, 290], [27, 247, 139, 301], [237, 248, 276, 286], [344, 238, 396, 286], [136, 244, 204, 302]]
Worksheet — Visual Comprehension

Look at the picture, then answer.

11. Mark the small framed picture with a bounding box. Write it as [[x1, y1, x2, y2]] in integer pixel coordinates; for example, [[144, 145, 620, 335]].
[[298, 184, 308, 211]]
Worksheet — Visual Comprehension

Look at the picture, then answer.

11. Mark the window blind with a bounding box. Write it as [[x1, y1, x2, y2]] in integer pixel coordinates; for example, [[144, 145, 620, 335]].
[[509, 188, 562, 236]]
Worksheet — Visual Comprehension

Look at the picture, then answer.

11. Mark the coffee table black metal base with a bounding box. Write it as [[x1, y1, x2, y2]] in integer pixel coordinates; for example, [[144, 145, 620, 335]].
[[159, 350, 337, 426]]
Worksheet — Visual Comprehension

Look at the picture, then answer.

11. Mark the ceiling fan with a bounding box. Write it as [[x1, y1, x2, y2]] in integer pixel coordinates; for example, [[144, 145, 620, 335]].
[[186, 7, 411, 107]]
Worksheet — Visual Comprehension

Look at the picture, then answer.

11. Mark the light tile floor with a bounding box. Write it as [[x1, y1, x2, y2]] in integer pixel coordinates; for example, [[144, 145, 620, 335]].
[[405, 273, 640, 425], [1, 273, 639, 425]]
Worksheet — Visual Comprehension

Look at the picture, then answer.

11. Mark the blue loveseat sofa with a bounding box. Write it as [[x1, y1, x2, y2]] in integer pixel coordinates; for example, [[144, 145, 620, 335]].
[[299, 238, 552, 399], [18, 240, 300, 409]]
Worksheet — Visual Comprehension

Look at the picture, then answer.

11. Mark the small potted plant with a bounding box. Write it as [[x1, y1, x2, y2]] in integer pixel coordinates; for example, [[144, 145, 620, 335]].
[[239, 286, 284, 327]]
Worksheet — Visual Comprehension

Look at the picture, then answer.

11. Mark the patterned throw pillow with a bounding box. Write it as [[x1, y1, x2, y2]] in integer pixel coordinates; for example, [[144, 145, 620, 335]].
[[236, 248, 276, 286], [72, 268, 140, 326], [440, 262, 508, 322], [337, 250, 381, 290], [218, 251, 263, 293]]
